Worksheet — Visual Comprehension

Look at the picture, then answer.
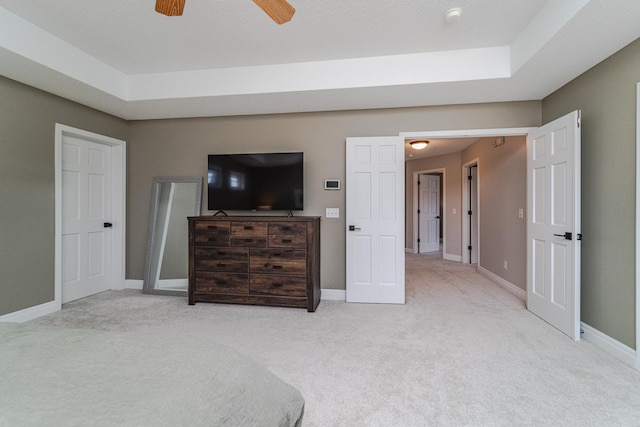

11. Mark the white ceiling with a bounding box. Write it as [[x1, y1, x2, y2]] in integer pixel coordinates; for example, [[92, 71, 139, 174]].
[[0, 0, 639, 121]]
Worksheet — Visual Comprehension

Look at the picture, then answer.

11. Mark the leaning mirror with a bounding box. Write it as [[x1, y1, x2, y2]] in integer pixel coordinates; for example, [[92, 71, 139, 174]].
[[143, 176, 202, 296]]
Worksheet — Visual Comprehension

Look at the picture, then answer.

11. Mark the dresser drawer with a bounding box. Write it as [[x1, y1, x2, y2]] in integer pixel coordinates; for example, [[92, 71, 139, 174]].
[[194, 221, 230, 246], [231, 221, 267, 237], [231, 236, 267, 247], [269, 222, 306, 235], [195, 247, 248, 272], [250, 248, 306, 275], [268, 234, 306, 248], [250, 274, 306, 297], [195, 272, 248, 293]]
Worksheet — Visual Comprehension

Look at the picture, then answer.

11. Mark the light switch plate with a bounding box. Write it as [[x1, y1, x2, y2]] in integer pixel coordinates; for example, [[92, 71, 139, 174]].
[[326, 208, 340, 218]]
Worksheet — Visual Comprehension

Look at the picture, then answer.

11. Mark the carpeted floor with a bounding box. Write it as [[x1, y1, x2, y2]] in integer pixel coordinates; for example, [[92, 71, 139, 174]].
[[3, 253, 640, 426]]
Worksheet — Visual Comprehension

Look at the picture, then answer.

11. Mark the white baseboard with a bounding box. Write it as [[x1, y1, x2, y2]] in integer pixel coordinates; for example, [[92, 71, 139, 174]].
[[580, 322, 636, 368], [405, 248, 415, 253], [443, 253, 462, 262], [478, 266, 526, 301], [321, 289, 346, 301], [125, 279, 144, 290], [0, 300, 60, 323]]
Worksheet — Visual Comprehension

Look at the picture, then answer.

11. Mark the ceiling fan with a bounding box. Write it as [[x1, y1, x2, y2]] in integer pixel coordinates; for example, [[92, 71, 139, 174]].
[[155, 0, 295, 24]]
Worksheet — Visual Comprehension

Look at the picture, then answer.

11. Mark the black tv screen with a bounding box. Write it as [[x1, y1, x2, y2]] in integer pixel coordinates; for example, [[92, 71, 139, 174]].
[[207, 152, 303, 212]]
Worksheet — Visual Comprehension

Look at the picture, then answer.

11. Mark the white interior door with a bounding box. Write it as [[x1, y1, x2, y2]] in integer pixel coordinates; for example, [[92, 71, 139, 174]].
[[346, 136, 405, 304], [527, 110, 581, 340], [419, 175, 440, 253], [61, 135, 113, 303]]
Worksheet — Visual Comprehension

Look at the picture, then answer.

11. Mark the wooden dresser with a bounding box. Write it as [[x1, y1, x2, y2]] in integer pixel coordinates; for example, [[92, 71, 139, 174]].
[[188, 216, 321, 312]]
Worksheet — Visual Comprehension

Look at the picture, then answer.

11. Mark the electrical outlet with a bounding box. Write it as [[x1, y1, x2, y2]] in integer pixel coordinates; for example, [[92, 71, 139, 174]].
[[326, 208, 340, 218], [504, 260, 508, 270], [518, 208, 524, 219]]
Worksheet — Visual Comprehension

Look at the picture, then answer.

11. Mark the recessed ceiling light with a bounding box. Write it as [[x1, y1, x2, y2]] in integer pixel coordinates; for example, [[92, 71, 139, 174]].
[[446, 7, 463, 23]]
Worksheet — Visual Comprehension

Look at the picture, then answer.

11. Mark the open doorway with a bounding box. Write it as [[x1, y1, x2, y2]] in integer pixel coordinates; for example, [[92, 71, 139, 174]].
[[411, 168, 445, 257], [418, 172, 443, 254], [462, 160, 478, 264]]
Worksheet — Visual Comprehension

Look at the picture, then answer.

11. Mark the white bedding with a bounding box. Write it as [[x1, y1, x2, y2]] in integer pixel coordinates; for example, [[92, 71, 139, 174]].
[[0, 322, 304, 426]]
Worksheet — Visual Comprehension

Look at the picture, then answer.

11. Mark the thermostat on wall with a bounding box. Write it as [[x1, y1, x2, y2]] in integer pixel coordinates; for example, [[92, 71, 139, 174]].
[[324, 179, 341, 190]]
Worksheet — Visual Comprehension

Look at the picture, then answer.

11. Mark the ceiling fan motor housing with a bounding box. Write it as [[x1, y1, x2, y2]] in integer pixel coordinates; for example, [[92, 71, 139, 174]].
[[156, 0, 186, 16]]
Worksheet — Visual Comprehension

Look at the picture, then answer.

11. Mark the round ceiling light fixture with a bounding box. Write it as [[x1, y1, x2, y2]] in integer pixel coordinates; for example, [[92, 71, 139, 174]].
[[445, 7, 463, 23], [409, 140, 429, 150]]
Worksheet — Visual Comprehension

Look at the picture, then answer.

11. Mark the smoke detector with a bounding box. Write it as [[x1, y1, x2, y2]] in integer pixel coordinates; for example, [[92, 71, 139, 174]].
[[445, 7, 462, 23]]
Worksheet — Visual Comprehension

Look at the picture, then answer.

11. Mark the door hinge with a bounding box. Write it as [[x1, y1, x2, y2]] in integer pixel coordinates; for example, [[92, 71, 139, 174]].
[[468, 245, 472, 250], [577, 233, 582, 241], [417, 180, 421, 185], [417, 238, 421, 243], [417, 209, 420, 214], [577, 111, 581, 128], [468, 175, 473, 180], [468, 210, 472, 215]]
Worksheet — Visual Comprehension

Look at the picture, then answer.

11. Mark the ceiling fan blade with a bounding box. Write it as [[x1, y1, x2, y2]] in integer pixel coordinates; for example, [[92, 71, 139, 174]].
[[156, 0, 185, 16], [252, 0, 295, 24]]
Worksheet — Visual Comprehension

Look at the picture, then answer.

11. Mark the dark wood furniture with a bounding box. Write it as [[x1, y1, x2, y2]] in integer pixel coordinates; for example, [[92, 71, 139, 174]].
[[188, 216, 320, 312]]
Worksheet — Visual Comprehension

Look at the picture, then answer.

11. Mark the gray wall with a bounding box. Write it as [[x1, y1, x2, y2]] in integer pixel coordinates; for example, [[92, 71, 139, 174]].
[[0, 76, 128, 316], [128, 102, 541, 291], [542, 38, 640, 348], [462, 136, 527, 290]]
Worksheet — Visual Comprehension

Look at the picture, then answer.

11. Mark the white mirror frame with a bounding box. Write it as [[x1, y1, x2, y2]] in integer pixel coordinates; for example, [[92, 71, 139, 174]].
[[143, 176, 202, 296]]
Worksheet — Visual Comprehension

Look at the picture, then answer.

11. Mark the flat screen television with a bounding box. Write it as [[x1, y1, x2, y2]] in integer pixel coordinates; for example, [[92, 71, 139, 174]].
[[207, 152, 303, 212]]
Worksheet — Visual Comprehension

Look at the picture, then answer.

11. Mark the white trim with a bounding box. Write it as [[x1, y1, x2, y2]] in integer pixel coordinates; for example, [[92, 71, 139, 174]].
[[0, 300, 59, 323], [412, 168, 446, 256], [401, 128, 534, 139], [443, 253, 462, 262], [321, 289, 346, 301], [55, 124, 127, 305], [125, 279, 144, 290], [636, 81, 640, 369], [478, 266, 527, 301], [581, 322, 636, 369], [462, 158, 480, 265]]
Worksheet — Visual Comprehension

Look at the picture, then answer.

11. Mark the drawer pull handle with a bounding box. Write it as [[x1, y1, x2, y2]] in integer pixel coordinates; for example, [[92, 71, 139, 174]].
[[217, 251, 227, 256], [282, 239, 292, 244], [244, 239, 254, 242], [243, 226, 254, 230], [217, 263, 227, 268], [273, 265, 283, 270], [272, 283, 283, 288], [208, 237, 217, 241], [272, 252, 282, 257], [217, 280, 227, 285], [207, 226, 218, 230], [282, 226, 291, 231]]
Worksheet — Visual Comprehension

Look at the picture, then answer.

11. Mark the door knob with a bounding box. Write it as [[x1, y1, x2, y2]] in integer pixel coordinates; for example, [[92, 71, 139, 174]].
[[104, 222, 113, 228], [348, 225, 361, 231], [553, 232, 572, 240]]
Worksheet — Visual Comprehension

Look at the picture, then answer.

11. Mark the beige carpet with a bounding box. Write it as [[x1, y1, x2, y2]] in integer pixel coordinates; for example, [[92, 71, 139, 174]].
[[4, 253, 640, 426]]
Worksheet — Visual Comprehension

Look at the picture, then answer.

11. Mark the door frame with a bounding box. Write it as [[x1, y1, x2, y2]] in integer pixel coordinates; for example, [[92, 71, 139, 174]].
[[54, 124, 126, 310], [462, 158, 480, 264], [412, 168, 445, 256], [401, 127, 533, 262]]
